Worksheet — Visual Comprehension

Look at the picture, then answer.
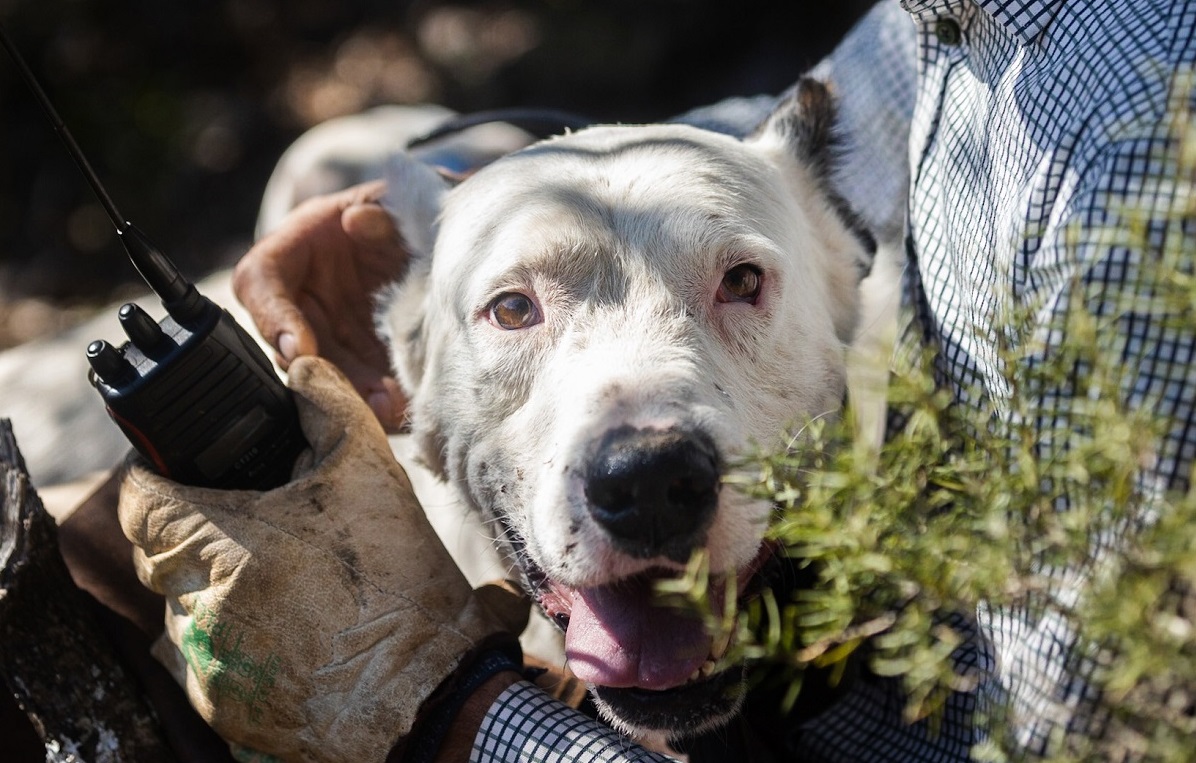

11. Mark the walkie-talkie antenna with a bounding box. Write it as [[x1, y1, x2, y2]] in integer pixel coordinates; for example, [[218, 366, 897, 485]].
[[0, 23, 125, 227], [0, 22, 201, 317]]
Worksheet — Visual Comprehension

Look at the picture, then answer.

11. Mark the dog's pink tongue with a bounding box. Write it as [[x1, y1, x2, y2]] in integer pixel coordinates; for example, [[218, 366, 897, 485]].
[[565, 578, 710, 690]]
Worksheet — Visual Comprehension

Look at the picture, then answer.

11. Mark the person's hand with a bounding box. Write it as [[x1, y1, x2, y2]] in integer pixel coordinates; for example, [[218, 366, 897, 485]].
[[232, 181, 407, 431], [118, 356, 528, 762]]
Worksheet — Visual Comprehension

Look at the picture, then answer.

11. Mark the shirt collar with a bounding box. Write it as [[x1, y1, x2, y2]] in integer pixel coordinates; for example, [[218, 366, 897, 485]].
[[901, 0, 1066, 44]]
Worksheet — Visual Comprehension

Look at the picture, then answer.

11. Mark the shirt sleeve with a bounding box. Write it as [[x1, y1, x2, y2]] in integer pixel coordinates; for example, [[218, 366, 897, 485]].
[[470, 681, 680, 762]]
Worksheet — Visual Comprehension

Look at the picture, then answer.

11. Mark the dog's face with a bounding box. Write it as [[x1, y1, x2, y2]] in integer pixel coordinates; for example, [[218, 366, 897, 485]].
[[377, 80, 873, 739]]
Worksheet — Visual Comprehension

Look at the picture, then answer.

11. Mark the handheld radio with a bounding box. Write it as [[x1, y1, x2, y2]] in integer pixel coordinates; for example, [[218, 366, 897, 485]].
[[2, 24, 307, 490]]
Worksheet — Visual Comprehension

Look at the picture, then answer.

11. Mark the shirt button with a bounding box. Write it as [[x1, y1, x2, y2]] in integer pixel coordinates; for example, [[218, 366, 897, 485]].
[[934, 18, 963, 46]]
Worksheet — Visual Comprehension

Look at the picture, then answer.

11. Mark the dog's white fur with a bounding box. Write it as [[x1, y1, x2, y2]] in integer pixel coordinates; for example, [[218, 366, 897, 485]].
[[377, 80, 875, 737]]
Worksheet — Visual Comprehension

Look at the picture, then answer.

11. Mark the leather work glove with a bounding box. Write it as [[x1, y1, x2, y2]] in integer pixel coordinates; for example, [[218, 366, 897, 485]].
[[118, 356, 528, 762]]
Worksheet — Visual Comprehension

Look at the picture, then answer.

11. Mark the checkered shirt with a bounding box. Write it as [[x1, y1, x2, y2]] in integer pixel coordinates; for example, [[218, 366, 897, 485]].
[[470, 1, 1196, 760]]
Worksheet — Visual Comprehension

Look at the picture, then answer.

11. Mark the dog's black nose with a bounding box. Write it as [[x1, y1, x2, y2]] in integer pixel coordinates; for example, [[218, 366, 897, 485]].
[[584, 425, 720, 560]]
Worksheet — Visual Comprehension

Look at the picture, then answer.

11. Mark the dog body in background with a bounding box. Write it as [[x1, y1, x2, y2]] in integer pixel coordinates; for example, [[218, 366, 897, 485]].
[[378, 79, 876, 739]]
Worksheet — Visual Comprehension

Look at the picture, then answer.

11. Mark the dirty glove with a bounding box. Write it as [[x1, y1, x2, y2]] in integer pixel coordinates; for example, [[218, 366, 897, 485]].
[[118, 356, 528, 762]]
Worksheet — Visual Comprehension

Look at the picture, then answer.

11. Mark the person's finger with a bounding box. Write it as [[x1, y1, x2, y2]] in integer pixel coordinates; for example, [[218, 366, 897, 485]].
[[343, 202, 398, 246], [232, 249, 319, 366], [367, 376, 406, 433], [232, 190, 361, 361]]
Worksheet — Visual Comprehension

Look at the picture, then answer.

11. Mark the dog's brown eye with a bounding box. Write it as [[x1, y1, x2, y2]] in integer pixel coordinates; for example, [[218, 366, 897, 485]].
[[717, 264, 762, 304], [489, 292, 540, 329]]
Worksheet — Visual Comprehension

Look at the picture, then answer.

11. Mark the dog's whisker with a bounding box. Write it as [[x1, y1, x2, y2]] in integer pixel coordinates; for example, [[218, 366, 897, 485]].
[[782, 406, 840, 453]]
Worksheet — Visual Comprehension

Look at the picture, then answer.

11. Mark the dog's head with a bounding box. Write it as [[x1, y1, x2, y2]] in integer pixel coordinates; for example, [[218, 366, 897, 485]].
[[377, 79, 874, 739]]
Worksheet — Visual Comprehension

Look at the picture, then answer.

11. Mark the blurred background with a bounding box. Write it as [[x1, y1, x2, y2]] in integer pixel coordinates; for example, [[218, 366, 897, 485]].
[[0, 0, 874, 350]]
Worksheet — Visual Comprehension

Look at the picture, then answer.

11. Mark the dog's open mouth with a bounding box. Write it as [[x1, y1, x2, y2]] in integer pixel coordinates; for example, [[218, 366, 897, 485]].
[[535, 541, 778, 692]]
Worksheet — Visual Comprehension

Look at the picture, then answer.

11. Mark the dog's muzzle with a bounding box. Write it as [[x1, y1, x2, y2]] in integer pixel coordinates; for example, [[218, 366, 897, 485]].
[[583, 425, 720, 561]]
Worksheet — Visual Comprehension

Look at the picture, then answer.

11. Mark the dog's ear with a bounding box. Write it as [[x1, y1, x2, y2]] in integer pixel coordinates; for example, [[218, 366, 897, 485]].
[[375, 152, 450, 447], [382, 151, 452, 260], [751, 78, 839, 177], [749, 78, 876, 275]]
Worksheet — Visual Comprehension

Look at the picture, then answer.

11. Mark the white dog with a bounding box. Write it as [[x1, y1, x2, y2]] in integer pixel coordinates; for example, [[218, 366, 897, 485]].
[[376, 77, 877, 739]]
